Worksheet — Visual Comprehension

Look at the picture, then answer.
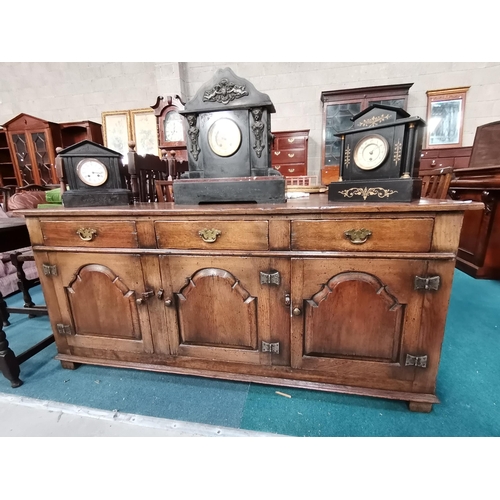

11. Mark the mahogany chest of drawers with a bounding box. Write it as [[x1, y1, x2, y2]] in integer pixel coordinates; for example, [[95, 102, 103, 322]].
[[271, 130, 309, 177]]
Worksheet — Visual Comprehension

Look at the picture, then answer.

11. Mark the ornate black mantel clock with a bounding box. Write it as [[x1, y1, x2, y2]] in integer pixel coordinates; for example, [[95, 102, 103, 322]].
[[173, 67, 285, 204], [328, 104, 426, 203], [59, 140, 132, 207]]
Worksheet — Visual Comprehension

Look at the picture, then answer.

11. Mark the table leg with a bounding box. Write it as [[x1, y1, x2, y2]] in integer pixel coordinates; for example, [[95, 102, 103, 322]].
[[0, 323, 23, 388], [0, 291, 11, 327]]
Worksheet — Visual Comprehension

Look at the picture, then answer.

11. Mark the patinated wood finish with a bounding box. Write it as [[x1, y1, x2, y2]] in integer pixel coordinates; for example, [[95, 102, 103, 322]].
[[19, 195, 483, 412]]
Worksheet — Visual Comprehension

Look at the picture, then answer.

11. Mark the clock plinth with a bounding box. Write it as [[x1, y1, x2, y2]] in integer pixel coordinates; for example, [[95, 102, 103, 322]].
[[328, 178, 422, 203], [173, 175, 286, 205], [62, 188, 132, 207], [174, 67, 286, 204]]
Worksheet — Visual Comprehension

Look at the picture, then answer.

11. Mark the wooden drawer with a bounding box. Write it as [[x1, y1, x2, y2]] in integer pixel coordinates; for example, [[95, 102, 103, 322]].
[[272, 164, 307, 177], [40, 220, 139, 248], [155, 220, 269, 250], [272, 148, 306, 165], [275, 135, 307, 150], [291, 218, 434, 252]]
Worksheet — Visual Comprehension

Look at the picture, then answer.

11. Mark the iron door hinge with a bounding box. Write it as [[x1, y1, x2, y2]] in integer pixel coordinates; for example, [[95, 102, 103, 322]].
[[260, 270, 280, 286], [414, 275, 440, 291], [43, 264, 58, 276], [56, 324, 72, 335], [261, 341, 280, 354], [405, 354, 428, 368]]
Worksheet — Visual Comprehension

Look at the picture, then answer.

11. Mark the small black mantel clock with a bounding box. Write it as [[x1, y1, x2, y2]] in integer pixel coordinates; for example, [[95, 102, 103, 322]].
[[58, 140, 132, 207], [328, 104, 426, 203], [173, 67, 285, 204]]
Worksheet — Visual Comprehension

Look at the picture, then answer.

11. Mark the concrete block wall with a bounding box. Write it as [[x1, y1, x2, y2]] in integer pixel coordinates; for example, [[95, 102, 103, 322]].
[[1, 62, 500, 178]]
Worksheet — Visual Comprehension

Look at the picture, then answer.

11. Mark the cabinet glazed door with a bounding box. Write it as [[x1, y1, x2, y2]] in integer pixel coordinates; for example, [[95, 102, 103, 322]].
[[158, 256, 290, 366], [291, 258, 428, 393], [47, 252, 154, 354]]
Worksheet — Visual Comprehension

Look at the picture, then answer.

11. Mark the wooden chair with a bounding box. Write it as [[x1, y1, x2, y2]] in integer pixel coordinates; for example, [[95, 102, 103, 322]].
[[420, 166, 454, 199], [155, 180, 174, 202], [127, 141, 170, 202]]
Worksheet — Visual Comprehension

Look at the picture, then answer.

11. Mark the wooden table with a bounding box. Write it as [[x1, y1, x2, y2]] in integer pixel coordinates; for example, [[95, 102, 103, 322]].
[[0, 217, 52, 388], [0, 218, 31, 252]]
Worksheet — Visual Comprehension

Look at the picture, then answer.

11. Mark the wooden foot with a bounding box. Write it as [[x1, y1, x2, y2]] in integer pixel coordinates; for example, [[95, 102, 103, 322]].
[[0, 326, 23, 388], [408, 401, 433, 413], [60, 360, 79, 370]]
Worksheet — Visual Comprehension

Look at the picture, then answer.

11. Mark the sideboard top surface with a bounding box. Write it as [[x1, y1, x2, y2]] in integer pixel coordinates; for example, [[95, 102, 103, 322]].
[[16, 194, 483, 218]]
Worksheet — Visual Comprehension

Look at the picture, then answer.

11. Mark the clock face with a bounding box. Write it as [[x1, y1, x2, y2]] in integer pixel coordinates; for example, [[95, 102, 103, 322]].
[[208, 118, 242, 157], [353, 134, 389, 171], [76, 158, 108, 187], [164, 111, 185, 142]]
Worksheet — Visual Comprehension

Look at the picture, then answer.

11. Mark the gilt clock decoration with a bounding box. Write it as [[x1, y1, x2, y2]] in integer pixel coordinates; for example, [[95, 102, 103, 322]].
[[58, 140, 132, 207], [173, 67, 285, 204], [328, 104, 426, 203]]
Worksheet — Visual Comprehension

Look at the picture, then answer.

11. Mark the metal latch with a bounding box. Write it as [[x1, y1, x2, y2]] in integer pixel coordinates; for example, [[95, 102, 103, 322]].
[[43, 264, 58, 276], [262, 341, 280, 354], [414, 276, 440, 291], [260, 271, 280, 286], [405, 354, 428, 368], [56, 324, 72, 335]]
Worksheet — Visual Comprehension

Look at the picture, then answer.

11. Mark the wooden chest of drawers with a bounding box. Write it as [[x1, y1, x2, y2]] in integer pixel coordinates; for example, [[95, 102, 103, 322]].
[[271, 130, 309, 177], [15, 196, 483, 412]]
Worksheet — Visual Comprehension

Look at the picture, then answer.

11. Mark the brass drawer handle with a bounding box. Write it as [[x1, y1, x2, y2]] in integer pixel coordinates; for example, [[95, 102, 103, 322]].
[[288, 168, 295, 173], [76, 228, 97, 241], [198, 228, 221, 243], [288, 153, 295, 158], [274, 151, 281, 156], [274, 165, 281, 170], [287, 138, 295, 143], [344, 228, 372, 244]]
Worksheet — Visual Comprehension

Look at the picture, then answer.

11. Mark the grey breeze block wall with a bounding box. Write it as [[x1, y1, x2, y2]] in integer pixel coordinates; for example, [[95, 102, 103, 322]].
[[1, 61, 500, 178]]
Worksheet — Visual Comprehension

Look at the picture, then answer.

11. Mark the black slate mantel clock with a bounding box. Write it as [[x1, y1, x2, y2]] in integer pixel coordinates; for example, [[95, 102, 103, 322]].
[[328, 104, 426, 203], [173, 67, 285, 204], [58, 140, 132, 207]]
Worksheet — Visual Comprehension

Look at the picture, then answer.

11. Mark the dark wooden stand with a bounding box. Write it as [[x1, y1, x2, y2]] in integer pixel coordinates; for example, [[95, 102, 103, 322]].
[[0, 218, 52, 387]]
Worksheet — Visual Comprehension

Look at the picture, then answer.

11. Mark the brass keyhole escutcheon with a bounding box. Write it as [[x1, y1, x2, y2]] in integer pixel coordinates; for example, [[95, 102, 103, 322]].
[[344, 228, 372, 245], [76, 228, 97, 241], [292, 307, 302, 316], [198, 228, 221, 243]]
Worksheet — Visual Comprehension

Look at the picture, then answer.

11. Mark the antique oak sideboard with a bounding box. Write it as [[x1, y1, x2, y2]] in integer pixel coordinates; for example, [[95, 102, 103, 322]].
[[16, 196, 482, 412]]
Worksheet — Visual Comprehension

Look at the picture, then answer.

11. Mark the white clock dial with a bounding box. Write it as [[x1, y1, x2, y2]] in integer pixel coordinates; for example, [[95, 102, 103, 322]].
[[208, 118, 242, 157], [164, 111, 184, 142], [353, 134, 389, 171], [76, 158, 108, 187]]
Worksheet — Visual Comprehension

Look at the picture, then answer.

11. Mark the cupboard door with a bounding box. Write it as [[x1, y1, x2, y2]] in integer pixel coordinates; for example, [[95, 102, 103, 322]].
[[158, 256, 290, 366], [291, 258, 428, 392], [10, 133, 35, 185], [30, 131, 57, 184], [47, 252, 154, 354]]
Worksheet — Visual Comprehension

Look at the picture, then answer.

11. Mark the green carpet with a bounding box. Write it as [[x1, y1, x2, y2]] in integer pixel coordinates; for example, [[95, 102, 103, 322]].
[[2, 269, 499, 436]]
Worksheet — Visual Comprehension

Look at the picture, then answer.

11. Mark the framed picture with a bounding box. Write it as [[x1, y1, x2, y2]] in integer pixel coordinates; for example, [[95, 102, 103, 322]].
[[426, 87, 469, 149], [101, 111, 131, 161], [130, 108, 159, 157]]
